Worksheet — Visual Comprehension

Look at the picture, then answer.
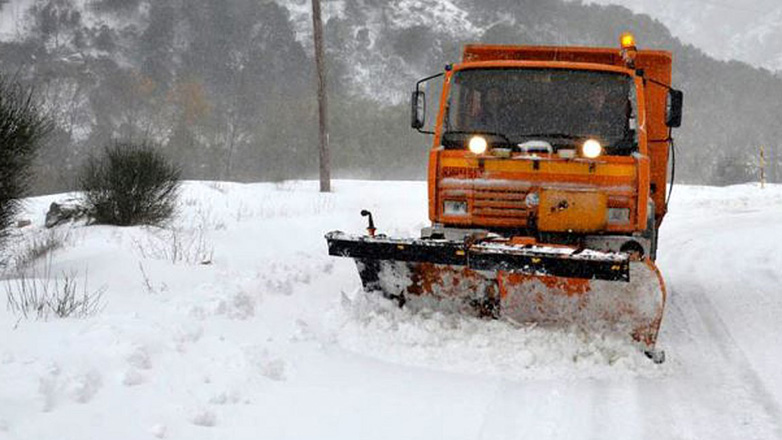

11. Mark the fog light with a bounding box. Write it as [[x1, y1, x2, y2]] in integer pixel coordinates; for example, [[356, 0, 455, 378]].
[[608, 208, 630, 224], [525, 192, 539, 207], [444, 200, 468, 216]]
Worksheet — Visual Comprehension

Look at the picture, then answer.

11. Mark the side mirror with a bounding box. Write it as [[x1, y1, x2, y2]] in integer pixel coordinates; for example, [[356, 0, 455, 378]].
[[411, 91, 425, 130], [666, 89, 683, 128]]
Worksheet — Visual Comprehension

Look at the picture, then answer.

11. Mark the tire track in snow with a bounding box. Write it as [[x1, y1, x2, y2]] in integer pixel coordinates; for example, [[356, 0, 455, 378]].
[[657, 285, 781, 439], [474, 376, 653, 440], [658, 208, 782, 439], [475, 380, 596, 440], [678, 283, 782, 438]]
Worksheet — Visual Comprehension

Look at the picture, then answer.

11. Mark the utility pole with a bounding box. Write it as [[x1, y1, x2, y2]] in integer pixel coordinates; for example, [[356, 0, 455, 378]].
[[312, 0, 331, 192]]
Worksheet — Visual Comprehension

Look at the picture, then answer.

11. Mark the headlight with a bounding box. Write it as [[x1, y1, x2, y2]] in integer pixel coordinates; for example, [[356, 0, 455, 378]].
[[443, 200, 468, 216], [468, 136, 488, 154], [582, 139, 602, 158]]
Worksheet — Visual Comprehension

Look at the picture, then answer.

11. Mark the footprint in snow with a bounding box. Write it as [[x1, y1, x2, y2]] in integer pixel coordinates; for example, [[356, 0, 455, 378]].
[[126, 345, 152, 370], [122, 368, 145, 386], [208, 390, 242, 405], [243, 346, 290, 381], [67, 370, 103, 404], [173, 324, 204, 352], [39, 369, 103, 411], [191, 409, 217, 427], [260, 359, 287, 382], [213, 291, 256, 320]]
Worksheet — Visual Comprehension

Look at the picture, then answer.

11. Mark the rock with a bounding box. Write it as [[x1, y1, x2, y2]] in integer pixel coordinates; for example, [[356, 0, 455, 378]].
[[16, 219, 32, 228], [45, 199, 87, 228]]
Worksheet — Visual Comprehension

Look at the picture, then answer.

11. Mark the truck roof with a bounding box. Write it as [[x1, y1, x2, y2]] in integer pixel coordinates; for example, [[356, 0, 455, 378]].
[[462, 44, 672, 86]]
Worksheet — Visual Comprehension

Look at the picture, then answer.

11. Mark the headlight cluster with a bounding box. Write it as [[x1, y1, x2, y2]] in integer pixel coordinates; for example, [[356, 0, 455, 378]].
[[466, 135, 603, 158]]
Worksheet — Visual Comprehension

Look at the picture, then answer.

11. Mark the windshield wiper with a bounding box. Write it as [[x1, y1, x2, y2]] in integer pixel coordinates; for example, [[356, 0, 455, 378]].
[[442, 130, 513, 146]]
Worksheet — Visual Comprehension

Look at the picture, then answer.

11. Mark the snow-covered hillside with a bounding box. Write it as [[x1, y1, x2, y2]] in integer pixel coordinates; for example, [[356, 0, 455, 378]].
[[581, 0, 782, 71], [284, 0, 482, 103], [1, 180, 782, 439], [0, 0, 146, 44]]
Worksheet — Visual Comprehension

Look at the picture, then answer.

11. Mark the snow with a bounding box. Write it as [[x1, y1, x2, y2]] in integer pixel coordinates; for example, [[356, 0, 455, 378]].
[[279, 0, 481, 104], [0, 0, 144, 43], [0, 0, 32, 41], [1, 179, 782, 439], [283, 0, 477, 48], [282, 0, 349, 49]]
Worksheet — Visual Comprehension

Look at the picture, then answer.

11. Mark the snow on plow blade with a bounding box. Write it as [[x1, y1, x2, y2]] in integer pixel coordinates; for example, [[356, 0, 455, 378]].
[[326, 231, 666, 349]]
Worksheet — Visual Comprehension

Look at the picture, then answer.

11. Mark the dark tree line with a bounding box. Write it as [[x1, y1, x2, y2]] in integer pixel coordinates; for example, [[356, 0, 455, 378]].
[[0, 0, 780, 193]]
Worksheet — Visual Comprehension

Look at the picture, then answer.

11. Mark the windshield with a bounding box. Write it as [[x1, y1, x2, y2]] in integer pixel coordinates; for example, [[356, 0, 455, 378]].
[[445, 68, 637, 152]]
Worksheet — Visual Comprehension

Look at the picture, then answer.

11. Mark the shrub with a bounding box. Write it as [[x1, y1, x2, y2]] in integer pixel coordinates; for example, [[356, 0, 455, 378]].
[[13, 228, 68, 270], [79, 142, 181, 226], [0, 76, 53, 242], [5, 264, 105, 320]]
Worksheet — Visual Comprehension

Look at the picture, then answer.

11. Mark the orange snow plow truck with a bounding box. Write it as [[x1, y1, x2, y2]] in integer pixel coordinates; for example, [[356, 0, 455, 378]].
[[326, 34, 683, 363]]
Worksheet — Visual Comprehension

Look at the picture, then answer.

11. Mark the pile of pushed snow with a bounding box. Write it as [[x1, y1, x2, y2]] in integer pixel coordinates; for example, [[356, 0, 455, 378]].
[[329, 288, 660, 381]]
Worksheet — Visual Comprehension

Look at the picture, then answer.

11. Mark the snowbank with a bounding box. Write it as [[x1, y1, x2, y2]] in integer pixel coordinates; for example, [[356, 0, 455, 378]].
[[1, 180, 780, 439]]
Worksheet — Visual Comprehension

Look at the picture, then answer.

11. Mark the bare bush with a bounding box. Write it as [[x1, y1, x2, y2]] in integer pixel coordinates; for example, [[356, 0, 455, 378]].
[[133, 226, 213, 265], [5, 262, 106, 320], [12, 229, 68, 270]]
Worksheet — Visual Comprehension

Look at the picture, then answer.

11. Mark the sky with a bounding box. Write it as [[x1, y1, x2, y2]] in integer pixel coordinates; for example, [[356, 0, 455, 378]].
[[579, 0, 782, 71]]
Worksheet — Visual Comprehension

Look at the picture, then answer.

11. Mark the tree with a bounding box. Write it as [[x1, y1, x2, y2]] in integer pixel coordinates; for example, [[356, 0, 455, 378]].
[[0, 76, 53, 241]]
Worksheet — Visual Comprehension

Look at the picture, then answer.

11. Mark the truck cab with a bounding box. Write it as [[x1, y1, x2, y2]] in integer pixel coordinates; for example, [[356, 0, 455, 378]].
[[413, 39, 682, 260]]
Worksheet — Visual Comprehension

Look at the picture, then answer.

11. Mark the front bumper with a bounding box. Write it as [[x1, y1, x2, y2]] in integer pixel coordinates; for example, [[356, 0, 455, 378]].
[[326, 231, 630, 282]]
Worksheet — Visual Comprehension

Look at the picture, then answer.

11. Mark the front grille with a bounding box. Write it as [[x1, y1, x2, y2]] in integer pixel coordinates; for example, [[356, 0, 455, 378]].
[[440, 179, 532, 225], [472, 189, 529, 218]]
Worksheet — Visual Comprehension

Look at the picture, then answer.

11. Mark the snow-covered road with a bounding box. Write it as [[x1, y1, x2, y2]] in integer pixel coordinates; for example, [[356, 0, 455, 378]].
[[1, 180, 781, 439], [653, 188, 782, 439]]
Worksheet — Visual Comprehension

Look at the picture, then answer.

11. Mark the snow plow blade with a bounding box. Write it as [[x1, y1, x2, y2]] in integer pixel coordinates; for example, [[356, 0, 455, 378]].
[[326, 231, 666, 349]]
